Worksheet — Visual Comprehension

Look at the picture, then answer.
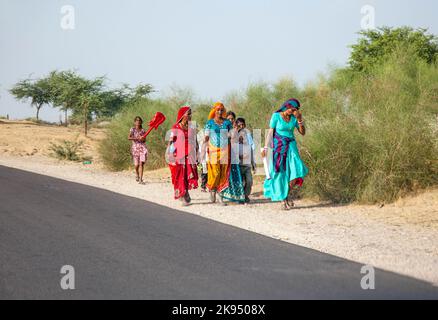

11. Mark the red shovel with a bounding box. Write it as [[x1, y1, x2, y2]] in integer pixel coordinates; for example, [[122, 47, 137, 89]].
[[141, 112, 166, 140]]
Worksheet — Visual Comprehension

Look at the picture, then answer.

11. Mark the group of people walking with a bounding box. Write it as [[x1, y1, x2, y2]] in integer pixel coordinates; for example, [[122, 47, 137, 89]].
[[128, 98, 308, 210]]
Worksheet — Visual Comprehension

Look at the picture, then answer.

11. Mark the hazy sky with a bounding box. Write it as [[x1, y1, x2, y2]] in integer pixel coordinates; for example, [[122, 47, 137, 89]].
[[1, 0, 437, 121]]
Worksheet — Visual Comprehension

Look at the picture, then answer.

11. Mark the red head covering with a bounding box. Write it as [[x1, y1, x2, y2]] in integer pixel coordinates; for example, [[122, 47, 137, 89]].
[[175, 106, 191, 125]]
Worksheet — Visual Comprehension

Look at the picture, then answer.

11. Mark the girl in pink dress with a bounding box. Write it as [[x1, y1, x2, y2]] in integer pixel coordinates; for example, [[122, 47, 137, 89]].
[[128, 116, 148, 184]]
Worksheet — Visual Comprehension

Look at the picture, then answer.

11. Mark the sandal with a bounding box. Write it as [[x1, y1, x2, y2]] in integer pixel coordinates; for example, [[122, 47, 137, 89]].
[[135, 176, 140, 182], [179, 197, 190, 206], [287, 188, 298, 209], [280, 200, 290, 210], [138, 180, 146, 185]]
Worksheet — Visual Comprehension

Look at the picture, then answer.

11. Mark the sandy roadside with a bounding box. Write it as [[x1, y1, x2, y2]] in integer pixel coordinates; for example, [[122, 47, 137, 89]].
[[0, 120, 104, 159], [0, 153, 437, 286]]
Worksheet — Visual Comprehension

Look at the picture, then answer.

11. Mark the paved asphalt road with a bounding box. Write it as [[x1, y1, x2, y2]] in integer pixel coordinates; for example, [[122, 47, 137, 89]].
[[0, 165, 437, 299]]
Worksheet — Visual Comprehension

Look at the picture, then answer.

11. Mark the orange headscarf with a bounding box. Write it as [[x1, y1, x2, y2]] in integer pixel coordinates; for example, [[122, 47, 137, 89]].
[[208, 102, 226, 120]]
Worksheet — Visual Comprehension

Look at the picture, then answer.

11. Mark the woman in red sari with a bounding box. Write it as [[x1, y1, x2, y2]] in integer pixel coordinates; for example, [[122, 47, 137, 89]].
[[167, 106, 199, 206]]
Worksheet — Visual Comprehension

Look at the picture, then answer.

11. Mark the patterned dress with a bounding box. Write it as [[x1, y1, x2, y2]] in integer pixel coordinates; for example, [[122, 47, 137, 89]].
[[130, 127, 148, 165]]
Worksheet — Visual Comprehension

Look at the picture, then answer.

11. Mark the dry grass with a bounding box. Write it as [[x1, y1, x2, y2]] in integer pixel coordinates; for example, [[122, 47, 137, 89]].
[[0, 120, 105, 162]]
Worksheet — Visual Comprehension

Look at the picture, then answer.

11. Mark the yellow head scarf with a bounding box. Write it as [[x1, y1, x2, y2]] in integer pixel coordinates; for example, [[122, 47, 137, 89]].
[[208, 102, 226, 120]]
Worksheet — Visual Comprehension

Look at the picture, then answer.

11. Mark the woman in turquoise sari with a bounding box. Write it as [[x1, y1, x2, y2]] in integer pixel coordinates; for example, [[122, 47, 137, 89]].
[[262, 98, 308, 210]]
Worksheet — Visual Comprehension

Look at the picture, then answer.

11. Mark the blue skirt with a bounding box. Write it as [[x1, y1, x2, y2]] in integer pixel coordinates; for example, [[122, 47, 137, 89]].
[[221, 164, 245, 202], [264, 140, 308, 201]]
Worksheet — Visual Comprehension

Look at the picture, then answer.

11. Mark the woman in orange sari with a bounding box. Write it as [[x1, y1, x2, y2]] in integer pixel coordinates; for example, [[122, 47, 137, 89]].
[[167, 106, 199, 206], [203, 102, 245, 205]]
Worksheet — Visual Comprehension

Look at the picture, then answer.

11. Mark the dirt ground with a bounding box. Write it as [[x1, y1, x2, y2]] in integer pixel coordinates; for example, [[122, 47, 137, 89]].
[[0, 119, 105, 161]]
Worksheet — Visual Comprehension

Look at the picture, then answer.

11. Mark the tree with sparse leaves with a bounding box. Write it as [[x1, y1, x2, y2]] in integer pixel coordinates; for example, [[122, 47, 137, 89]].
[[129, 83, 154, 102], [96, 83, 154, 118], [48, 70, 82, 125], [74, 76, 105, 136], [11, 69, 153, 126], [47, 70, 104, 135], [9, 76, 52, 121]]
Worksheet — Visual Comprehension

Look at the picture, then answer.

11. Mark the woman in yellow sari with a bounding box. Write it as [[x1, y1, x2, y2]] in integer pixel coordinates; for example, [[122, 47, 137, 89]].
[[203, 102, 245, 205]]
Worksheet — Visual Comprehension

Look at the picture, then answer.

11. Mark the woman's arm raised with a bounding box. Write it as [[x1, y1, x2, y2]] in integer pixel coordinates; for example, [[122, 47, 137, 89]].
[[293, 110, 305, 136]]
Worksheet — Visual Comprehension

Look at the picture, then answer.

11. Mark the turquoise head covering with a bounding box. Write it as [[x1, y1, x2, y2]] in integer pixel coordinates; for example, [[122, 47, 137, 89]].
[[276, 98, 301, 113]]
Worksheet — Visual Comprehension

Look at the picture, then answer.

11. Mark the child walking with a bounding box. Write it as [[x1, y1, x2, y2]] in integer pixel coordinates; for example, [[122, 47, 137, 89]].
[[236, 117, 256, 203], [128, 116, 148, 184]]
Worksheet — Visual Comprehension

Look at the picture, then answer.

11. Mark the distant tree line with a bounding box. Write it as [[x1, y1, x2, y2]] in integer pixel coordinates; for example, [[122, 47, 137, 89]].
[[9, 70, 153, 135]]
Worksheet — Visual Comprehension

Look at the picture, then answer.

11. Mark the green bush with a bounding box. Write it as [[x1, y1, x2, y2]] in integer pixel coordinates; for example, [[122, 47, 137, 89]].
[[191, 103, 213, 130], [300, 48, 438, 203], [349, 27, 438, 73], [49, 139, 90, 162], [99, 98, 178, 171]]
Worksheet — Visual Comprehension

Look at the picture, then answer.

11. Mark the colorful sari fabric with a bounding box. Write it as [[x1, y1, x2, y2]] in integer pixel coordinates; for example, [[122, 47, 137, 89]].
[[221, 163, 245, 202], [205, 117, 245, 202], [272, 130, 304, 187], [205, 118, 231, 193], [264, 101, 308, 202], [168, 109, 198, 199]]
